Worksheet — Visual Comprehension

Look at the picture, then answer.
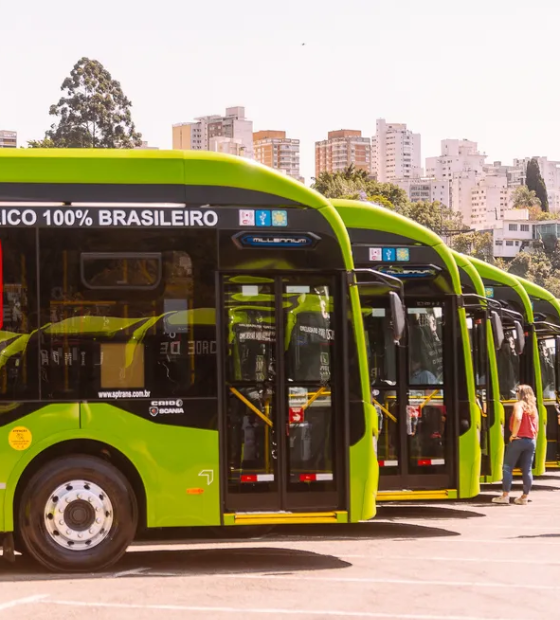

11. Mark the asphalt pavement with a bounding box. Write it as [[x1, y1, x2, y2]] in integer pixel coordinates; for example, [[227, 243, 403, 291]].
[[1, 474, 559, 619]]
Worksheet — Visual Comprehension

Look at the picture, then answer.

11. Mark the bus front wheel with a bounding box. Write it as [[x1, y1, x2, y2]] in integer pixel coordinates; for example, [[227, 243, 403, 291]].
[[17, 454, 138, 572]]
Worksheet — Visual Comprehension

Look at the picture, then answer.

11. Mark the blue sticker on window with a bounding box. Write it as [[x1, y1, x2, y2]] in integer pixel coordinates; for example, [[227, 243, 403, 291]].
[[396, 248, 410, 261], [272, 210, 288, 226], [485, 287, 494, 298], [383, 248, 396, 262], [256, 210, 271, 227]]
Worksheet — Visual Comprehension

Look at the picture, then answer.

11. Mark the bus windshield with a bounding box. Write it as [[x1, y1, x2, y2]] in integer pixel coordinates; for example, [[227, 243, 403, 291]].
[[539, 337, 556, 399], [497, 327, 520, 400], [362, 307, 397, 386]]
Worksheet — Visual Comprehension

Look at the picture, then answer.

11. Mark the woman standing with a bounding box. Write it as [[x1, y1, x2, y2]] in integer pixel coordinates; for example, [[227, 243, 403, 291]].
[[492, 385, 538, 505]]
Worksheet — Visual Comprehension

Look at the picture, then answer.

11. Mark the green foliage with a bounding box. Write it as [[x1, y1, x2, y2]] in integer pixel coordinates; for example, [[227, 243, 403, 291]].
[[502, 240, 560, 294], [506, 251, 533, 278], [405, 200, 465, 235], [31, 57, 142, 149], [311, 166, 409, 211], [27, 138, 56, 148], [526, 158, 549, 212], [450, 231, 494, 262], [536, 211, 556, 221], [311, 167, 466, 234], [511, 185, 541, 210]]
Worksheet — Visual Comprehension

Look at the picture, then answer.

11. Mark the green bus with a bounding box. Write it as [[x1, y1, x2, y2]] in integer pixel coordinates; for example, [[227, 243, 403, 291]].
[[469, 258, 546, 475], [515, 276, 560, 468], [0, 149, 403, 572], [332, 200, 481, 500], [451, 251, 504, 483]]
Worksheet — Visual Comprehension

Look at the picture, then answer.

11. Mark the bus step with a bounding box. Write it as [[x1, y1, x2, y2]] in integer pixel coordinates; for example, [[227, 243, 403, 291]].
[[377, 489, 456, 501], [545, 461, 560, 469], [225, 511, 346, 525]]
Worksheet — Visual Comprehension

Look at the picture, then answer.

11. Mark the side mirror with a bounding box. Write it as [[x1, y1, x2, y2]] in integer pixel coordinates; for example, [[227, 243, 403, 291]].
[[490, 310, 504, 351], [514, 320, 525, 355], [389, 291, 406, 343]]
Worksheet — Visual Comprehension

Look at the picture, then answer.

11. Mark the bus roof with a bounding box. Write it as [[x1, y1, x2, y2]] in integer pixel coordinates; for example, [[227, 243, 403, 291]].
[[451, 250, 486, 298], [515, 274, 560, 321], [468, 256, 534, 321], [331, 199, 462, 293], [0, 149, 327, 208]]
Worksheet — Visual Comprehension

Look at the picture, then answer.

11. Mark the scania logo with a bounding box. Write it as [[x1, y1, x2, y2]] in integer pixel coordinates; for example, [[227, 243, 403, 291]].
[[149, 400, 184, 417]]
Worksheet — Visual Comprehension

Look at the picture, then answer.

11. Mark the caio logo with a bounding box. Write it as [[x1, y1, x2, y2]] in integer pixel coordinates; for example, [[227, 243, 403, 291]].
[[149, 400, 184, 417]]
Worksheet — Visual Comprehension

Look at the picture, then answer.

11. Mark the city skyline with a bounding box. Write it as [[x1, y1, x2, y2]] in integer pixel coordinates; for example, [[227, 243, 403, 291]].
[[3, 0, 560, 183]]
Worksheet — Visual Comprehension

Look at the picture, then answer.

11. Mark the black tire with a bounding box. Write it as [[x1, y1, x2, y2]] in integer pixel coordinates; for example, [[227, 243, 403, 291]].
[[17, 454, 138, 572]]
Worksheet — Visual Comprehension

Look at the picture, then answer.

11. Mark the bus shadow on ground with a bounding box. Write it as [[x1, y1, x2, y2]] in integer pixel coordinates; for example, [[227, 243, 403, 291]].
[[536, 473, 560, 481], [525, 483, 560, 492], [0, 522, 459, 582], [0, 547, 351, 582], [375, 505, 485, 520], [514, 533, 560, 539], [268, 522, 461, 541]]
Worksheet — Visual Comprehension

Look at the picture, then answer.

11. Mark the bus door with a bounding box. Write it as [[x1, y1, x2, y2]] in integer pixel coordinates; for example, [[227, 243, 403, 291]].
[[467, 312, 491, 476], [402, 301, 451, 490], [538, 334, 559, 465], [219, 274, 342, 513], [370, 299, 452, 491], [497, 321, 524, 443]]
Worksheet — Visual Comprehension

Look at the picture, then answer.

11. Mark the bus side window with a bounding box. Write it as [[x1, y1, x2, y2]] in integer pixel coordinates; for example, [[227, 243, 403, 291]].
[[38, 229, 217, 401], [0, 230, 39, 401]]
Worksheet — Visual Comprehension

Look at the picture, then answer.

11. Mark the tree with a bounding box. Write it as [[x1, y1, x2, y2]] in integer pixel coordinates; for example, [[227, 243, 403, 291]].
[[27, 138, 56, 148], [311, 167, 409, 210], [526, 158, 549, 212], [338, 192, 395, 210], [406, 200, 465, 235], [30, 57, 142, 149], [311, 169, 367, 199], [511, 185, 541, 210], [450, 231, 494, 262], [537, 211, 556, 221], [506, 251, 534, 278]]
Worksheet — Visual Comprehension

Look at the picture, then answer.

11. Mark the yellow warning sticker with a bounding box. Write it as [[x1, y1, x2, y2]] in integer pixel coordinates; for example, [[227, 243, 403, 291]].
[[8, 426, 32, 451]]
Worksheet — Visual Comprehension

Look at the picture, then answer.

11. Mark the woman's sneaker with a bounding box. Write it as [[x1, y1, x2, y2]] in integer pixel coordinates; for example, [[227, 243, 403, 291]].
[[492, 495, 510, 504], [514, 497, 528, 505]]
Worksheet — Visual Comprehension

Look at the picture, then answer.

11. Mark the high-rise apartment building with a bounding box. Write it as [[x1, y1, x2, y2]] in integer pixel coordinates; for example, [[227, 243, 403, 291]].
[[392, 177, 450, 206], [253, 130, 302, 182], [172, 106, 253, 158], [0, 130, 17, 148], [471, 174, 509, 229], [315, 130, 371, 177], [372, 119, 421, 182], [426, 139, 487, 226], [425, 139, 486, 180]]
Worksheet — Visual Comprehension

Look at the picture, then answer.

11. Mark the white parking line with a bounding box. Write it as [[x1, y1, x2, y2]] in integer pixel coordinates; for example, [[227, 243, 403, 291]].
[[44, 599, 535, 620], [112, 567, 150, 578], [218, 574, 559, 591], [0, 595, 48, 610], [339, 554, 560, 564]]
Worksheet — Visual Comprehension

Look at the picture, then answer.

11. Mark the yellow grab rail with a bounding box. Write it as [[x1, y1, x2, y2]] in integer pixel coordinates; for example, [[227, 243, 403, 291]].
[[229, 386, 273, 427]]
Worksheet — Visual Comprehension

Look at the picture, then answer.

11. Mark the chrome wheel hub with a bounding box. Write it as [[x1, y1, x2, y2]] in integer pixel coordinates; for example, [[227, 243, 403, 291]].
[[44, 480, 113, 551]]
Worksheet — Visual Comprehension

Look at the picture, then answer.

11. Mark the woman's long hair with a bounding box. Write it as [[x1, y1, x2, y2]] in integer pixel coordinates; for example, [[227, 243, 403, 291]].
[[517, 384, 537, 416]]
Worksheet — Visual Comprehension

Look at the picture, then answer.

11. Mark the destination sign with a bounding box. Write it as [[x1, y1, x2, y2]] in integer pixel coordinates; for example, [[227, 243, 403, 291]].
[[233, 231, 320, 249], [376, 265, 441, 279], [0, 207, 219, 228]]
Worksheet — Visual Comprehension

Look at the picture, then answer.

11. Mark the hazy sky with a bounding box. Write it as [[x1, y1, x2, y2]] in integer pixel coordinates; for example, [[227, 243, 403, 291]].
[[2, 0, 559, 182]]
